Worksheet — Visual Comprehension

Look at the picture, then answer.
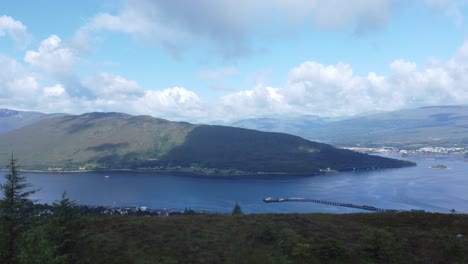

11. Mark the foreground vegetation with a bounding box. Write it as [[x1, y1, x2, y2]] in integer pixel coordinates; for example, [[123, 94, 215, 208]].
[[0, 157, 81, 264], [2, 209, 468, 263], [74, 212, 468, 264]]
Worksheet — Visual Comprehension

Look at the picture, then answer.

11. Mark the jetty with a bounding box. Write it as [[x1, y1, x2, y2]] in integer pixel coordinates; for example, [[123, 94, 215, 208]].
[[263, 197, 395, 212]]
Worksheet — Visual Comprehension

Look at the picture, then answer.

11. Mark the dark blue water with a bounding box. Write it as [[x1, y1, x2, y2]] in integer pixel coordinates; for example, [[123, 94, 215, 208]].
[[1, 154, 467, 214]]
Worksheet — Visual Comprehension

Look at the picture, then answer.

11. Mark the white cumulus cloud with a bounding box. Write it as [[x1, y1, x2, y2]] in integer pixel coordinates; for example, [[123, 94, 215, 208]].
[[0, 56, 40, 105], [220, 85, 291, 119], [219, 40, 468, 119], [24, 35, 77, 74], [132, 87, 205, 120], [0, 56, 75, 112], [0, 15, 31, 45], [43, 84, 66, 97]]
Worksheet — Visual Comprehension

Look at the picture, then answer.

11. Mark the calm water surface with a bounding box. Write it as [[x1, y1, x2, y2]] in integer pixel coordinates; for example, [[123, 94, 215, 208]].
[[1, 154, 467, 214]]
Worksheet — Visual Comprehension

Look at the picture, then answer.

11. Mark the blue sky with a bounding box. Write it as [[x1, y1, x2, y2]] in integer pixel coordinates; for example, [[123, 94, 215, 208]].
[[0, 0, 467, 122]]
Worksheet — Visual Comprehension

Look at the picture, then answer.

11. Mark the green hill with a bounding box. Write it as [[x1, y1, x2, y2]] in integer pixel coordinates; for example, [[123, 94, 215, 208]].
[[0, 112, 414, 173], [0, 112, 194, 170], [163, 125, 414, 174]]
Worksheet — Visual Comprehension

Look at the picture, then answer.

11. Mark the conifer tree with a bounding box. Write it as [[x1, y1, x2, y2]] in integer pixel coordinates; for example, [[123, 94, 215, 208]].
[[232, 202, 243, 215], [0, 155, 37, 264], [50, 191, 81, 259], [19, 192, 80, 264]]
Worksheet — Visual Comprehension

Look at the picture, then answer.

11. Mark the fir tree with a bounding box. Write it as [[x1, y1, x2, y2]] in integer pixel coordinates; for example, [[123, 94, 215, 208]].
[[0, 155, 37, 264], [19, 192, 80, 264], [50, 191, 81, 259], [232, 202, 243, 215]]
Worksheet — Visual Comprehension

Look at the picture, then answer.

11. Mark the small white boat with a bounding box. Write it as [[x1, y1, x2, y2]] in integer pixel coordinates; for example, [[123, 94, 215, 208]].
[[104, 175, 110, 179]]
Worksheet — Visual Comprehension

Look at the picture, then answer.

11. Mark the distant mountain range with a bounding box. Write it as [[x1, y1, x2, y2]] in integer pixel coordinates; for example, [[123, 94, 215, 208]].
[[0, 108, 67, 134], [230, 115, 331, 135], [232, 105, 468, 148], [0, 111, 413, 173]]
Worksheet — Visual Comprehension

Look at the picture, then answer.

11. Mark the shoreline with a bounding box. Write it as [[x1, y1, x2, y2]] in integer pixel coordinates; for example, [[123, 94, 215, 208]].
[[16, 168, 321, 177], [0, 163, 417, 177]]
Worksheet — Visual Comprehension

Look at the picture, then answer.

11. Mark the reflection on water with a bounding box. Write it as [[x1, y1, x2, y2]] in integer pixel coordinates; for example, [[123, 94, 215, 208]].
[[0, 154, 466, 214]]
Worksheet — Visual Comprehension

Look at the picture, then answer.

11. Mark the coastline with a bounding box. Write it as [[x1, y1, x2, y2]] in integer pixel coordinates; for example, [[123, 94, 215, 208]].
[[15, 168, 321, 177], [5, 164, 416, 177]]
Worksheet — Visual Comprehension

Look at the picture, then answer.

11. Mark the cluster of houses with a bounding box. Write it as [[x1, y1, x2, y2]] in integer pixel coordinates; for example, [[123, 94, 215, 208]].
[[101, 206, 174, 216], [345, 146, 468, 155], [32, 203, 207, 217], [88, 205, 206, 216]]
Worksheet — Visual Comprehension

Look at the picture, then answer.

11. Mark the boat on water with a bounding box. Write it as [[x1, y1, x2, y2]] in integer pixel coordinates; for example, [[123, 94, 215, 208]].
[[104, 175, 110, 179]]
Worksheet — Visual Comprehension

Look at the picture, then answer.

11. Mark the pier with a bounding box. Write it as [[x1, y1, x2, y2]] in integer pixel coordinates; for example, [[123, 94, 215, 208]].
[[263, 197, 395, 212]]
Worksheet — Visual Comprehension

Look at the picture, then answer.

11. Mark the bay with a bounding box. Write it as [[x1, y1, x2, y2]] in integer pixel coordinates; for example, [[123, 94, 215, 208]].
[[1, 154, 467, 214]]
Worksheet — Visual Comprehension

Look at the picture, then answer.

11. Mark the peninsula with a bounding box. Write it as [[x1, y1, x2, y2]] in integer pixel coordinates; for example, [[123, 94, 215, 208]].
[[0, 112, 415, 174]]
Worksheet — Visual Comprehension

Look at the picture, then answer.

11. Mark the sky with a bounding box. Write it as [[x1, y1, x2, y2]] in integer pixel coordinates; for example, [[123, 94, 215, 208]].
[[1, 0, 468, 122]]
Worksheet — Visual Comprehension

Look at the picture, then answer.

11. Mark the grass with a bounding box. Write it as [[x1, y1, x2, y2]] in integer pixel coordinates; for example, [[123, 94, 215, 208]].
[[73, 212, 468, 263]]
